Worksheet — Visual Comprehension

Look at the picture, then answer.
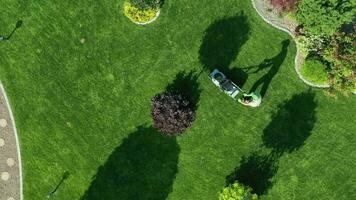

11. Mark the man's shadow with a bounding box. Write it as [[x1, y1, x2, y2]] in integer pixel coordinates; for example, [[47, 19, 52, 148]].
[[249, 40, 290, 97], [199, 13, 250, 88]]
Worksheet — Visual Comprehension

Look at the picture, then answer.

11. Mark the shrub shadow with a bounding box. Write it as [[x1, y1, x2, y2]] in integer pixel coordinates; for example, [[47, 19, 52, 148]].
[[262, 90, 317, 153], [80, 126, 180, 200], [158, 0, 165, 8], [166, 71, 202, 111], [249, 40, 290, 97], [226, 152, 279, 195], [199, 13, 250, 88], [228, 68, 249, 88]]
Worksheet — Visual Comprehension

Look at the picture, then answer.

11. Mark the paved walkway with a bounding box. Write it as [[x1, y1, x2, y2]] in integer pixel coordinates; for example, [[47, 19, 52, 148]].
[[0, 84, 23, 200], [251, 0, 330, 88]]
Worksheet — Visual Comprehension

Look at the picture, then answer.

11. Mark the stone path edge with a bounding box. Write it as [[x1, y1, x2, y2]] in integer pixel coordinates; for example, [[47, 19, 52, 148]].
[[0, 83, 23, 200], [251, 0, 330, 88]]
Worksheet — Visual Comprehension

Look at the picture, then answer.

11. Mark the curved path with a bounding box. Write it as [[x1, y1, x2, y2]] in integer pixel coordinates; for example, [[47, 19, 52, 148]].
[[0, 83, 23, 200], [251, 0, 330, 88]]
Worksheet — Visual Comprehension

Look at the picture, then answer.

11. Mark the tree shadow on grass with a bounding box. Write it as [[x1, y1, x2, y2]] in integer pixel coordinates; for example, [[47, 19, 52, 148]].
[[166, 70, 202, 111], [80, 126, 180, 200], [199, 13, 250, 88], [225, 91, 316, 195], [249, 40, 290, 97], [228, 68, 249, 88], [262, 90, 317, 153], [226, 151, 279, 195]]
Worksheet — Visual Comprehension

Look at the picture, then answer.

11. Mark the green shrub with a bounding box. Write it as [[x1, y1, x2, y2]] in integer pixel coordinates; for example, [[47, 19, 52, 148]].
[[301, 58, 329, 85], [296, 0, 355, 37], [124, 2, 158, 23], [219, 182, 258, 200], [294, 0, 355, 93]]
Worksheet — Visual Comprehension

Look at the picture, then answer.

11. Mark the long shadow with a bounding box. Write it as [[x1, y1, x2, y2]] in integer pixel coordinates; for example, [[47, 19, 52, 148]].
[[159, 0, 165, 8], [199, 13, 250, 88], [48, 171, 70, 198], [262, 90, 317, 153], [80, 126, 180, 200], [166, 70, 202, 111], [249, 40, 290, 97], [5, 20, 23, 40], [226, 151, 279, 195]]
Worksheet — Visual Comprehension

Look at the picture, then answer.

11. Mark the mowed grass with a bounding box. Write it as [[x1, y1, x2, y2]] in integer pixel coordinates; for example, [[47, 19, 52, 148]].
[[0, 0, 356, 199]]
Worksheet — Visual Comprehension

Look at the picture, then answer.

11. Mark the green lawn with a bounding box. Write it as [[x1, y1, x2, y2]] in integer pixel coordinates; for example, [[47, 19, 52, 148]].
[[0, 0, 356, 199]]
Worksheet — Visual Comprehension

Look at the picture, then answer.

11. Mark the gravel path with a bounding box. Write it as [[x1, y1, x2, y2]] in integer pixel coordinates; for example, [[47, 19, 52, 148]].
[[0, 84, 23, 200], [251, 0, 330, 88]]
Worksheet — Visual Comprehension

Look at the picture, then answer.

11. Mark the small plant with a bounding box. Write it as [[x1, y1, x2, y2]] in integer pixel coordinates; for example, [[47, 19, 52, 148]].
[[151, 92, 195, 136], [301, 58, 329, 85], [123, 0, 161, 24], [219, 182, 258, 200]]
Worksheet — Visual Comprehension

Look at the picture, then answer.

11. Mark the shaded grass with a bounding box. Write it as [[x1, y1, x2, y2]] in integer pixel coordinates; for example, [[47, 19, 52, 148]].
[[249, 40, 290, 97], [226, 151, 279, 195], [199, 12, 250, 89], [0, 0, 355, 200], [80, 126, 179, 200], [262, 90, 317, 153]]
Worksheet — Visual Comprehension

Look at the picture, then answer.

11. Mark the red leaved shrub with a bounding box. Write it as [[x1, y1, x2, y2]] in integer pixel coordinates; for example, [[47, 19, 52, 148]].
[[270, 0, 300, 12], [151, 92, 195, 136]]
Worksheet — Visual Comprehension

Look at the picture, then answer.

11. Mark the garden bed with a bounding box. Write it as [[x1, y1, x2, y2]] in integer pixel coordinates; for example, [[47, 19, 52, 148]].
[[251, 0, 330, 88]]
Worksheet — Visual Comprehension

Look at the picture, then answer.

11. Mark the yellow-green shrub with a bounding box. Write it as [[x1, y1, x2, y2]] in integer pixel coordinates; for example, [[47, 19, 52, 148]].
[[123, 2, 158, 23], [219, 182, 258, 200], [300, 58, 329, 85]]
